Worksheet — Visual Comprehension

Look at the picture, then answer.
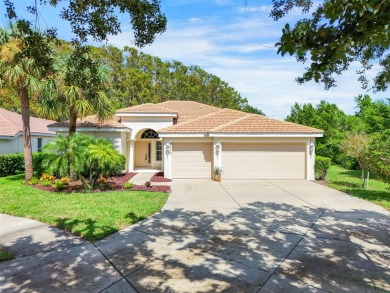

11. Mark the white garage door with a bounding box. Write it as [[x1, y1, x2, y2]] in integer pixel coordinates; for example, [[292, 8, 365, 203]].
[[223, 143, 305, 179], [172, 143, 213, 178]]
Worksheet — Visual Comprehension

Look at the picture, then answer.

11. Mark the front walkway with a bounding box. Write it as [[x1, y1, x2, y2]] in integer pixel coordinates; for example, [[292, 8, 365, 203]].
[[1, 179, 389, 292]]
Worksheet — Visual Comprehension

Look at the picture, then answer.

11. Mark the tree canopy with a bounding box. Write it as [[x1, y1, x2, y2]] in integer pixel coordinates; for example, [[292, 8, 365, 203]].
[[286, 95, 390, 182], [3, 0, 167, 45], [271, 0, 390, 91]]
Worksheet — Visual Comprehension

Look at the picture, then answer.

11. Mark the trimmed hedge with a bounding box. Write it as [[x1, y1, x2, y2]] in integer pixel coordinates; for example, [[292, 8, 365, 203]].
[[0, 153, 25, 177], [315, 156, 331, 181], [0, 152, 46, 177]]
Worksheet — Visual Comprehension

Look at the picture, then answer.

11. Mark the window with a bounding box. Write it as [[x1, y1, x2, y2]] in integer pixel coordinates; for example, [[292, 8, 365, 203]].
[[141, 129, 159, 139], [156, 141, 162, 161], [37, 138, 43, 152]]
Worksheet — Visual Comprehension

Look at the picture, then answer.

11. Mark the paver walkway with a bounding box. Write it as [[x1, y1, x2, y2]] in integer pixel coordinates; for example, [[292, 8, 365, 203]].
[[1, 179, 389, 292]]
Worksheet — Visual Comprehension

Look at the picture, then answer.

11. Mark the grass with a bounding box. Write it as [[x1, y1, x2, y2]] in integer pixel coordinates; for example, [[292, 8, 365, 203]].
[[0, 175, 169, 242], [327, 164, 390, 210], [0, 247, 14, 262]]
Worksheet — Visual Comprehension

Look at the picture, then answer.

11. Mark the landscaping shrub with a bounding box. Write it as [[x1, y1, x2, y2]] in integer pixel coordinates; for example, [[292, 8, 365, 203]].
[[28, 177, 39, 185], [0, 153, 25, 177], [53, 180, 66, 190], [0, 152, 48, 177], [315, 156, 331, 180], [123, 182, 133, 189], [32, 152, 46, 177]]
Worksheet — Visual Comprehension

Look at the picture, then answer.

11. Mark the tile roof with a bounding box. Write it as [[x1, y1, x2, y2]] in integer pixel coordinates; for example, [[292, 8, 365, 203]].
[[116, 103, 176, 114], [159, 101, 220, 123], [159, 108, 323, 135], [0, 108, 55, 137], [48, 115, 128, 129]]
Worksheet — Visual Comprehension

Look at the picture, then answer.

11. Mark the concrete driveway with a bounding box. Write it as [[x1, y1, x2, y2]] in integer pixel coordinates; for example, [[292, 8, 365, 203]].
[[1, 179, 389, 292]]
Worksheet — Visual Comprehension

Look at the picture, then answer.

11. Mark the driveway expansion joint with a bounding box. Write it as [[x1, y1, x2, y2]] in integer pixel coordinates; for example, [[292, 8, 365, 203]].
[[94, 243, 140, 293]]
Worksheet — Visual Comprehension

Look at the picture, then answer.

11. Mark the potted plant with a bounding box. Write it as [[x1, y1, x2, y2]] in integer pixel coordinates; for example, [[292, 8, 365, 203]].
[[213, 167, 222, 181]]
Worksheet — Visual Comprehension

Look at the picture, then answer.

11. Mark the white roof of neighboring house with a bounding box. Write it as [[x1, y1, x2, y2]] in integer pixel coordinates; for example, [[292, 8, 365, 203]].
[[0, 108, 56, 138]]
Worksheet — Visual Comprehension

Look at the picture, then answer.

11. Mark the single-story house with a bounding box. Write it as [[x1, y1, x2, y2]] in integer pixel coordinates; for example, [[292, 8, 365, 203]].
[[48, 101, 323, 180], [0, 108, 55, 154]]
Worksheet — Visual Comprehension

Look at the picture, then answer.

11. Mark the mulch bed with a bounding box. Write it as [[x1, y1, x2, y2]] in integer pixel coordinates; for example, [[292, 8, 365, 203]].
[[150, 172, 172, 182], [32, 173, 170, 193]]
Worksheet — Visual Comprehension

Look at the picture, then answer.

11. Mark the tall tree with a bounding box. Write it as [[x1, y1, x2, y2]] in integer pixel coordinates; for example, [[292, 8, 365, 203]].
[[271, 0, 390, 91], [39, 47, 116, 135], [0, 23, 54, 181], [2, 0, 167, 179]]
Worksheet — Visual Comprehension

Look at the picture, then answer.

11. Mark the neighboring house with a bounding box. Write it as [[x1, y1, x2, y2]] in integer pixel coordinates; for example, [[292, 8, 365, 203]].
[[48, 101, 324, 180], [0, 108, 55, 154]]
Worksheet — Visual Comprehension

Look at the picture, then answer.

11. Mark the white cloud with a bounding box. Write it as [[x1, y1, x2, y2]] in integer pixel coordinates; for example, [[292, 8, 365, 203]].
[[107, 5, 387, 120]]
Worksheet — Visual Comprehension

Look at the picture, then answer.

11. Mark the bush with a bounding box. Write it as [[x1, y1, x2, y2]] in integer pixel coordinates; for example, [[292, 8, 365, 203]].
[[123, 182, 133, 189], [40, 173, 56, 184], [0, 153, 25, 177], [32, 152, 46, 177], [315, 156, 331, 180], [41, 180, 52, 187], [0, 152, 48, 177], [53, 180, 66, 190], [28, 177, 39, 185]]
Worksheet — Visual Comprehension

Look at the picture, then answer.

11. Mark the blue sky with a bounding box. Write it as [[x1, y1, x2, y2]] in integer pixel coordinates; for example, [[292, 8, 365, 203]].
[[6, 0, 388, 119]]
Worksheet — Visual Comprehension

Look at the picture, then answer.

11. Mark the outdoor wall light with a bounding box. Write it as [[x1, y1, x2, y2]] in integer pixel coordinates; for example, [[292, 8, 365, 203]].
[[309, 141, 314, 156], [165, 144, 171, 156], [215, 144, 220, 156]]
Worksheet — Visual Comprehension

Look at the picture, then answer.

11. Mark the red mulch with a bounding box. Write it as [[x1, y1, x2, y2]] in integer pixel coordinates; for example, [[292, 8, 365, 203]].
[[31, 172, 171, 193], [150, 172, 172, 182]]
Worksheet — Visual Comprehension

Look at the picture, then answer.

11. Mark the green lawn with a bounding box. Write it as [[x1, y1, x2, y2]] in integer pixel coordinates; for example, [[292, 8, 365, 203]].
[[0, 175, 168, 242], [327, 164, 390, 210], [0, 247, 14, 262]]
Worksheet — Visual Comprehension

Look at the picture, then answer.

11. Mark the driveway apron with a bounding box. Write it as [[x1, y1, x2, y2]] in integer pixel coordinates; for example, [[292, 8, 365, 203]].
[[1, 179, 389, 292]]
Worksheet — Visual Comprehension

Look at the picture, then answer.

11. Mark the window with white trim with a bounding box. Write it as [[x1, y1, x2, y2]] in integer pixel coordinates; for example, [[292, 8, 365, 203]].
[[156, 141, 162, 161], [37, 138, 43, 152]]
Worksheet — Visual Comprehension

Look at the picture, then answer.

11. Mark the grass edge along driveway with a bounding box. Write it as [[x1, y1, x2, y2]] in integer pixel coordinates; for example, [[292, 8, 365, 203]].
[[0, 175, 168, 242], [327, 164, 390, 211]]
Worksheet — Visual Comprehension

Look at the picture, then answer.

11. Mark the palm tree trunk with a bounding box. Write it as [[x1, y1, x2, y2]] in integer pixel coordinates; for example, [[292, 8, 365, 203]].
[[68, 105, 77, 136], [19, 86, 33, 182]]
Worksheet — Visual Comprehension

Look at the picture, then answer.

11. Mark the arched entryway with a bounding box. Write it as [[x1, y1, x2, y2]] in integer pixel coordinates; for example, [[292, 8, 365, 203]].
[[134, 129, 163, 170]]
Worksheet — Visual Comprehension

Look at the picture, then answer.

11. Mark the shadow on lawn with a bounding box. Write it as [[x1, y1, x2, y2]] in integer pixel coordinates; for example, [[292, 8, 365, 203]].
[[1, 202, 389, 292], [56, 218, 118, 242]]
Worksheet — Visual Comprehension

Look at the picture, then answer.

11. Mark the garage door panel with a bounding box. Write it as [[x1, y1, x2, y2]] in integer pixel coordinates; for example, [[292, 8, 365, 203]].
[[223, 143, 305, 179], [172, 143, 212, 178]]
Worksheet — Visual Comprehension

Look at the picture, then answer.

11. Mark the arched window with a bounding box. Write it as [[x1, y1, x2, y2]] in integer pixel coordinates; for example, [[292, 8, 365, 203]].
[[141, 129, 159, 139]]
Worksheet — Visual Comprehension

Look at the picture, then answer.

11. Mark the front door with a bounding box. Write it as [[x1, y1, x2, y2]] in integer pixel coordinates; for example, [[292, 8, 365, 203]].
[[135, 141, 151, 167]]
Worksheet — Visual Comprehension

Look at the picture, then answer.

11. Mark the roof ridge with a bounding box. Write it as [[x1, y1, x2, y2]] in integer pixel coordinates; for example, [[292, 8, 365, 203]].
[[117, 103, 177, 113], [210, 109, 252, 132], [158, 108, 225, 132]]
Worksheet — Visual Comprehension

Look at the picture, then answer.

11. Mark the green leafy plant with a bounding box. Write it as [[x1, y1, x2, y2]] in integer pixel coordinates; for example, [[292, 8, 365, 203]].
[[0, 153, 25, 177], [53, 180, 66, 190], [315, 156, 331, 181], [42, 133, 93, 178], [123, 182, 133, 189], [41, 179, 52, 187], [28, 177, 39, 185], [213, 167, 223, 176], [87, 138, 126, 187]]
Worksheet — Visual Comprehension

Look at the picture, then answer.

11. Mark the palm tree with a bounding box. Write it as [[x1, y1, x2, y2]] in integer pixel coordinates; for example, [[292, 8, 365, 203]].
[[42, 133, 92, 177], [0, 26, 46, 181], [39, 48, 116, 136], [88, 138, 125, 186]]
